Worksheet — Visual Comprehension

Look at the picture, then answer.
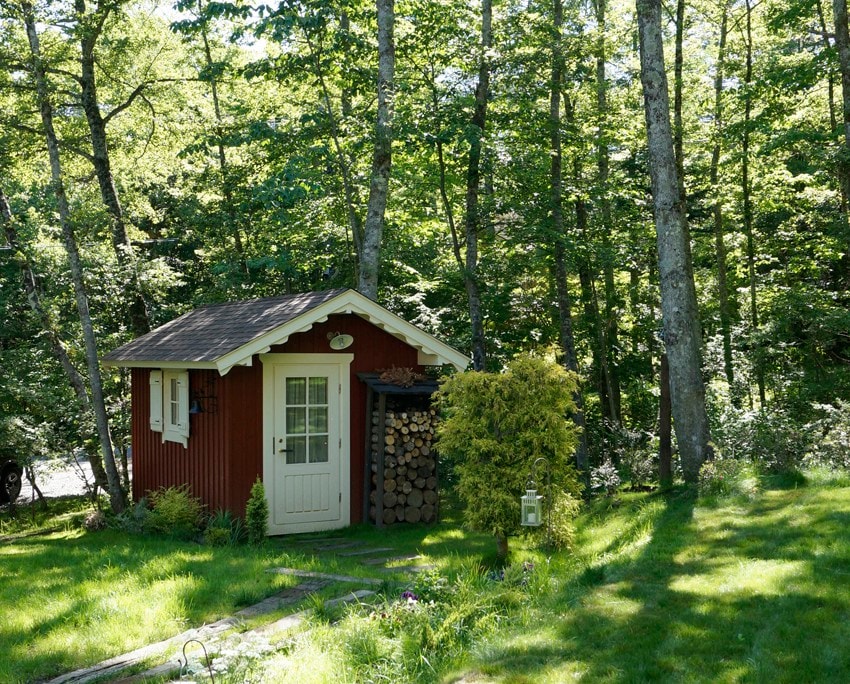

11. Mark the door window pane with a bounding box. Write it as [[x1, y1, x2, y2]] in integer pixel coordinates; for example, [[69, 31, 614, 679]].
[[309, 435, 329, 463], [286, 407, 306, 434], [309, 377, 328, 405], [284, 374, 331, 466], [286, 436, 307, 464], [309, 406, 328, 433], [286, 378, 306, 405]]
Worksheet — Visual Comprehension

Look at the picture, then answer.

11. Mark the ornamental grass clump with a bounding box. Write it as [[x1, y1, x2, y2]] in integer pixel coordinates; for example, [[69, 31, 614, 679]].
[[204, 508, 246, 546], [697, 458, 759, 500]]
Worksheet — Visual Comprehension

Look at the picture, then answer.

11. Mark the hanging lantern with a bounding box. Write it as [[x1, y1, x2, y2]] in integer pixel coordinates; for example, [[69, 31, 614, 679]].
[[520, 487, 543, 527]]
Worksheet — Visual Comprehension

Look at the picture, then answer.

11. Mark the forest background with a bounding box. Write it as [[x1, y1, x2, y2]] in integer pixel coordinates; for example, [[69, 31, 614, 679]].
[[1, 0, 849, 505]]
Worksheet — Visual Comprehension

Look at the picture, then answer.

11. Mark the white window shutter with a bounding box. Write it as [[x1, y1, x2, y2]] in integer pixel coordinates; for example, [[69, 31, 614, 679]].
[[176, 371, 190, 440], [149, 370, 163, 432]]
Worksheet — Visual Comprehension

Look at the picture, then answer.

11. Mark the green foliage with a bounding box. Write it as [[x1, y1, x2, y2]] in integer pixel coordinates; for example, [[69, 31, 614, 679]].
[[204, 508, 246, 547], [144, 485, 205, 539], [548, 487, 581, 550], [590, 459, 621, 496], [437, 352, 581, 553], [698, 459, 760, 500], [111, 497, 151, 534], [802, 401, 850, 471], [710, 404, 808, 473], [245, 478, 268, 545]]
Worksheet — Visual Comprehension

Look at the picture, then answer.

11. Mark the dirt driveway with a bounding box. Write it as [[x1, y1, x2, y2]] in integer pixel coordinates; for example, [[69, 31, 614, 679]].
[[15, 456, 130, 502]]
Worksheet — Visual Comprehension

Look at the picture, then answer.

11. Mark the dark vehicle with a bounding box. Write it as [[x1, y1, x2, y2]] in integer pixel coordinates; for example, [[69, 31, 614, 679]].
[[0, 458, 22, 504]]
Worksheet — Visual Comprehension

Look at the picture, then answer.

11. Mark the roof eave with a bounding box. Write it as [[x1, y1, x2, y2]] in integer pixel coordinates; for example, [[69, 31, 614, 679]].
[[215, 290, 470, 374], [101, 359, 219, 370]]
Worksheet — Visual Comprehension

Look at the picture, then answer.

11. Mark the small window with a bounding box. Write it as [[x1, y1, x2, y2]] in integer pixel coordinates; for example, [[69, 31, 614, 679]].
[[149, 369, 189, 447]]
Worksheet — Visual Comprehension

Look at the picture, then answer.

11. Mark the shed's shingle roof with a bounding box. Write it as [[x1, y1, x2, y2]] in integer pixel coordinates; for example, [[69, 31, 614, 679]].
[[103, 289, 347, 364]]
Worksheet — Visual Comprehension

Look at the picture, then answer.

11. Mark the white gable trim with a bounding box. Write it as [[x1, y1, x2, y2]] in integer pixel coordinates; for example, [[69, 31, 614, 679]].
[[215, 290, 469, 375]]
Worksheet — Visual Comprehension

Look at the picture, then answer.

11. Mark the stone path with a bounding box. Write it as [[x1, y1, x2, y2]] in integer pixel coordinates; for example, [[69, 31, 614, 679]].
[[280, 535, 434, 575], [46, 535, 435, 683], [46, 581, 336, 684]]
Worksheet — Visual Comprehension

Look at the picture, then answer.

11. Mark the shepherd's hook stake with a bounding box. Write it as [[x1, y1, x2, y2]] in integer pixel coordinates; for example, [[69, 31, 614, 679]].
[[179, 638, 215, 683]]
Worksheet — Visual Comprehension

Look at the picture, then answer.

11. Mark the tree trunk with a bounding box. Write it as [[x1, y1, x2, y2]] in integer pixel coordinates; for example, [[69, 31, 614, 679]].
[[358, 0, 395, 301], [833, 0, 850, 202], [304, 32, 363, 279], [832, 0, 850, 284], [0, 185, 110, 492], [549, 0, 589, 484], [75, 0, 150, 337], [593, 0, 622, 424], [196, 0, 249, 280], [673, 0, 686, 198], [564, 95, 618, 422], [710, 2, 735, 394], [23, 1, 126, 513], [463, 0, 492, 371], [817, 0, 840, 147], [659, 353, 673, 488], [636, 0, 712, 482], [742, 0, 765, 406]]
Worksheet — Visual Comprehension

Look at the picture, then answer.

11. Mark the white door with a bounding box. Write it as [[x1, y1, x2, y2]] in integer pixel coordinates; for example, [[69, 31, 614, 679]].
[[262, 354, 352, 535]]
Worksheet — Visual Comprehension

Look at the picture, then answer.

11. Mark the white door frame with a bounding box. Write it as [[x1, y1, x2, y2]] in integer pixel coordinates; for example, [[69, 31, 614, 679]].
[[261, 353, 353, 535]]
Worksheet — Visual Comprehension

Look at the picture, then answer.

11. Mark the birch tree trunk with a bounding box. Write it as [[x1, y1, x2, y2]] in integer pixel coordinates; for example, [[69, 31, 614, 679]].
[[75, 0, 150, 336], [358, 0, 395, 301], [636, 0, 712, 481], [23, 1, 126, 512]]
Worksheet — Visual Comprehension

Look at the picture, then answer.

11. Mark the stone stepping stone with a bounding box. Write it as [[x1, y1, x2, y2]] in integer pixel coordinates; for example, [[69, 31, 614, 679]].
[[337, 546, 395, 557], [267, 567, 384, 586], [379, 564, 436, 574], [51, 579, 343, 684], [311, 540, 364, 551], [234, 580, 329, 618], [361, 553, 421, 566], [292, 535, 348, 545], [118, 589, 377, 683]]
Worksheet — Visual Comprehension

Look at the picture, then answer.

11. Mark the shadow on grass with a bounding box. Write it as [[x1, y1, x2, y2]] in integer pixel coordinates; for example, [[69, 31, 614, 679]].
[[466, 485, 850, 682]]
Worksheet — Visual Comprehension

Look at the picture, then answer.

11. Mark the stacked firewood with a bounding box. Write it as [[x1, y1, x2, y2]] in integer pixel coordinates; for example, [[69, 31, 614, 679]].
[[369, 408, 438, 525]]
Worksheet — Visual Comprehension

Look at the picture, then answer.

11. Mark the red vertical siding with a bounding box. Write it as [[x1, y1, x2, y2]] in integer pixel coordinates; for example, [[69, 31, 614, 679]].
[[131, 312, 423, 525], [224, 365, 263, 517], [131, 368, 230, 513]]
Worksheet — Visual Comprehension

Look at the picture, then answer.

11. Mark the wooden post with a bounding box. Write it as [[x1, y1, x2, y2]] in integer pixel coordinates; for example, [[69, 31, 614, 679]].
[[362, 385, 374, 523], [375, 392, 387, 527]]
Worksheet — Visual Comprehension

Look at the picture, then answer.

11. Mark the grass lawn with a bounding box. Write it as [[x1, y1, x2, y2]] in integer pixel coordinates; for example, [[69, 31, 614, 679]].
[[3, 475, 850, 683], [0, 496, 492, 684], [457, 478, 850, 683]]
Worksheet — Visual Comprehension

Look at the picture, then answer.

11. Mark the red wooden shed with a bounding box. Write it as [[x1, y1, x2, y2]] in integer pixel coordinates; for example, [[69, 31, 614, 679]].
[[103, 289, 468, 535]]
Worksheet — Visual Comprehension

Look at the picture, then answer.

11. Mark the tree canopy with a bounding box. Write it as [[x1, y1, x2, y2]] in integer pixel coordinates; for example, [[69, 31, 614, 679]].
[[1, 0, 848, 494]]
